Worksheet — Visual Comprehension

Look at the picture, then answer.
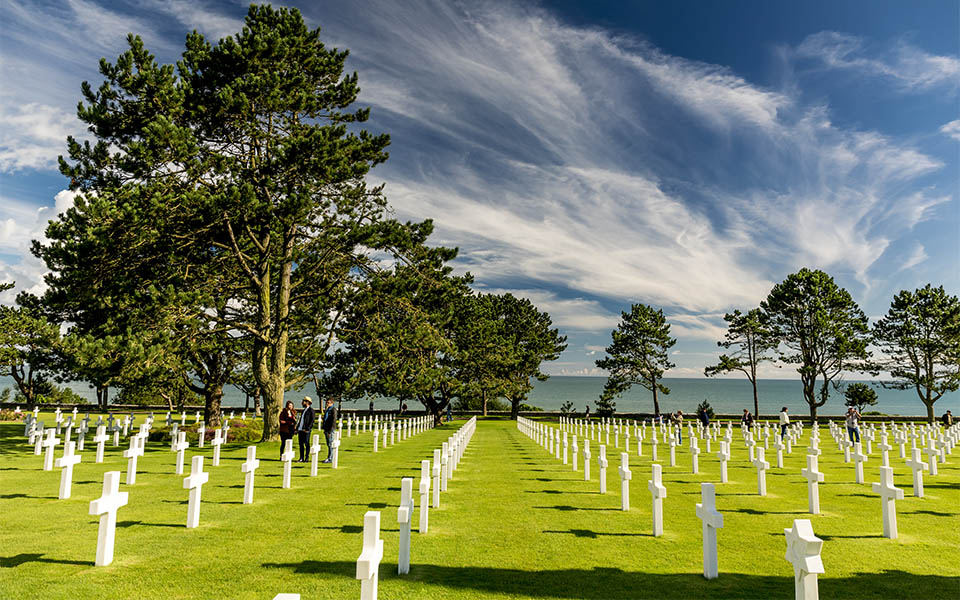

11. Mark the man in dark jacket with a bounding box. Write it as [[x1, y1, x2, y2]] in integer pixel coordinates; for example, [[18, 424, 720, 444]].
[[321, 397, 337, 463], [295, 397, 315, 462]]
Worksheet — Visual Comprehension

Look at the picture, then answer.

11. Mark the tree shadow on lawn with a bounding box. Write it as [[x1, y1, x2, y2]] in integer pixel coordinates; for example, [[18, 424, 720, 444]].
[[0, 553, 93, 568], [1, 492, 57, 500], [907, 509, 956, 517], [533, 505, 620, 512], [543, 529, 654, 539], [523, 490, 595, 495], [260, 562, 960, 599], [729, 508, 808, 516], [347, 502, 388, 509]]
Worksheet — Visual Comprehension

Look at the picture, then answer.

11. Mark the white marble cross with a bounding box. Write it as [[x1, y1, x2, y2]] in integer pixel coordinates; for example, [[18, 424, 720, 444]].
[[650, 431, 658, 462], [397, 477, 414, 575], [924, 440, 939, 476], [690, 437, 701, 474], [753, 447, 770, 496], [668, 435, 677, 467], [55, 441, 82, 499], [123, 435, 144, 485], [419, 459, 430, 534], [905, 447, 927, 498], [852, 442, 868, 484], [572, 435, 579, 471], [373, 427, 379, 453], [89, 471, 129, 567], [562, 432, 569, 465], [648, 463, 667, 537], [717, 441, 730, 483], [93, 425, 108, 463], [583, 439, 592, 481], [878, 434, 892, 467], [842, 439, 852, 463], [211, 429, 223, 466], [197, 423, 206, 448], [598, 445, 608, 494], [696, 482, 724, 580], [331, 430, 341, 469], [432, 449, 441, 509], [784, 519, 825, 600], [310, 434, 322, 476], [173, 432, 189, 475], [745, 433, 756, 462], [183, 455, 209, 528], [618, 452, 631, 511], [872, 465, 905, 539], [357, 511, 384, 600], [42, 428, 61, 471], [241, 445, 260, 505], [801, 454, 824, 514], [440, 442, 449, 492], [773, 436, 784, 468], [281, 438, 295, 489]]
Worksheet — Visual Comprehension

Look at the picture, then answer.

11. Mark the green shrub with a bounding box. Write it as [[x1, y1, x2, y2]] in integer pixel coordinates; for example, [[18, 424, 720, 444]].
[[518, 403, 543, 412], [0, 408, 25, 422], [147, 418, 264, 444]]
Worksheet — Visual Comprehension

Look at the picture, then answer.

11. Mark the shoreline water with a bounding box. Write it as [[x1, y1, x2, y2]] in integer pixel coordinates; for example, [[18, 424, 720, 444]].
[[2, 375, 956, 418]]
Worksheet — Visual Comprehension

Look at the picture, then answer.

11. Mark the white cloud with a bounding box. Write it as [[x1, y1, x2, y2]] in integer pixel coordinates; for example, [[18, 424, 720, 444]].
[[0, 103, 81, 171], [940, 120, 960, 142], [796, 31, 960, 91], [898, 243, 928, 272], [473, 287, 620, 331]]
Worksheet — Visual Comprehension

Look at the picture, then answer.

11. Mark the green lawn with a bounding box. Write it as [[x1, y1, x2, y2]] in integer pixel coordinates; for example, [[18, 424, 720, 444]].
[[1, 415, 958, 599]]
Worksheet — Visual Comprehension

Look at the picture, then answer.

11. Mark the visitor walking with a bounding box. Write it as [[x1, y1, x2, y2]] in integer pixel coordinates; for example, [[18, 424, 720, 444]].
[[741, 409, 754, 429], [295, 397, 315, 462], [697, 405, 710, 428], [446, 403, 453, 423], [585, 404, 591, 420], [278, 401, 296, 460], [778, 406, 789, 440], [845, 407, 861, 443], [671, 410, 684, 445], [942, 410, 953, 427], [321, 397, 337, 463]]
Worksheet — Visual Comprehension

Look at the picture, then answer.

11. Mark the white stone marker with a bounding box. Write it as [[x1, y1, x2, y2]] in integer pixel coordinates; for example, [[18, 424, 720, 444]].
[[618, 452, 631, 511], [173, 432, 189, 475], [852, 442, 868, 484], [774, 436, 784, 469], [241, 445, 260, 505], [583, 439, 592, 481], [273, 594, 299, 600], [691, 437, 701, 474], [89, 471, 129, 567], [648, 463, 667, 537], [183, 455, 209, 529], [93, 425, 108, 463], [905, 448, 927, 498], [801, 455, 824, 514], [332, 430, 341, 469], [696, 482, 724, 580], [197, 423, 206, 448], [572, 435, 579, 471], [419, 459, 430, 534], [753, 447, 770, 496], [717, 441, 730, 483], [397, 477, 414, 575], [785, 519, 825, 600], [924, 440, 939, 476], [668, 435, 677, 467], [211, 429, 223, 466], [598, 445, 608, 494], [563, 432, 569, 465], [357, 511, 384, 600], [55, 441, 82, 499], [872, 465, 904, 539], [650, 432, 658, 461], [440, 442, 449, 492], [373, 427, 379, 453], [432, 449, 441, 509], [878, 435, 892, 467], [123, 435, 144, 485], [42, 428, 61, 471], [281, 438, 295, 489], [310, 434, 322, 476]]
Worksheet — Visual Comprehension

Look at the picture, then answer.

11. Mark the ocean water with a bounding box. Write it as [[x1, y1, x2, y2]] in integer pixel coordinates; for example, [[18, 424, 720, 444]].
[[2, 375, 956, 417]]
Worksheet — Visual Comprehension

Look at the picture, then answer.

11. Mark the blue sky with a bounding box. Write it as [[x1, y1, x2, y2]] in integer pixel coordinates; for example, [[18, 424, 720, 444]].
[[1, 0, 957, 379]]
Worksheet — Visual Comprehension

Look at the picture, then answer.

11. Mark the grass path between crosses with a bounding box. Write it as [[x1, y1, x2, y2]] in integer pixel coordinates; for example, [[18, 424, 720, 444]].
[[1, 416, 958, 599]]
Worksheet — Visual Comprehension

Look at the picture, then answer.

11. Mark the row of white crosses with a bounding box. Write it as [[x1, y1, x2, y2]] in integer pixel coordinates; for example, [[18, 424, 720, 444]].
[[371, 416, 433, 453], [353, 417, 478, 600]]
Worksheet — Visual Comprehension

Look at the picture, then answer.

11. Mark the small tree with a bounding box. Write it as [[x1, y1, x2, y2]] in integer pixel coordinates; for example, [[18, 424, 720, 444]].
[[0, 284, 61, 406], [559, 400, 575, 418], [696, 399, 715, 420], [843, 382, 878, 413], [873, 284, 960, 423], [596, 303, 676, 416], [594, 392, 616, 417], [704, 308, 777, 418], [761, 268, 871, 422]]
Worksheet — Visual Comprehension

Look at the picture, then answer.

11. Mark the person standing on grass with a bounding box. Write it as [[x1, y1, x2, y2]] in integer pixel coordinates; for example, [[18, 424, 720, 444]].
[[942, 410, 953, 427], [671, 410, 684, 445], [845, 406, 861, 443], [446, 403, 453, 423], [698, 405, 710, 428], [321, 397, 337, 463], [295, 397, 315, 463], [778, 406, 789, 440], [585, 404, 591, 420], [278, 400, 296, 460], [741, 409, 754, 429]]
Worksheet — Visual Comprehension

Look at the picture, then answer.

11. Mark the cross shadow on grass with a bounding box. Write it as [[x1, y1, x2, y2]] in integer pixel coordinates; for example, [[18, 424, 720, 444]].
[[543, 529, 653, 538], [1, 493, 57, 500], [0, 553, 93, 568], [533, 505, 619, 512], [260, 562, 960, 599], [347, 502, 388, 509], [907, 509, 956, 517], [729, 508, 808, 516]]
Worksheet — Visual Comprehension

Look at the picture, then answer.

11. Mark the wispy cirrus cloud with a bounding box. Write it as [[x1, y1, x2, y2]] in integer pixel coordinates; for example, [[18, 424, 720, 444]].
[[796, 31, 960, 92], [940, 120, 960, 142]]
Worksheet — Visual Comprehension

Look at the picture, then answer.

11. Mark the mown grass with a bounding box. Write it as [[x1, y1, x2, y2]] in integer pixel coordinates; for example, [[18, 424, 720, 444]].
[[1, 414, 958, 599]]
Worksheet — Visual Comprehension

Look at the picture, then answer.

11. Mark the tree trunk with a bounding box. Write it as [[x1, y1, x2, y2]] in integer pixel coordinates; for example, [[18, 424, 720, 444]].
[[96, 385, 108, 411], [751, 379, 759, 420], [254, 392, 261, 417], [482, 389, 488, 417], [510, 396, 520, 420], [925, 400, 935, 424], [259, 372, 285, 442], [652, 381, 660, 416], [204, 384, 224, 428]]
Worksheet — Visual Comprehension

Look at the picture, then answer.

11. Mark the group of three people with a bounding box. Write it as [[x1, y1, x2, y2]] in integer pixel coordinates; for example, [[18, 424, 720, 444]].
[[278, 396, 338, 463]]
